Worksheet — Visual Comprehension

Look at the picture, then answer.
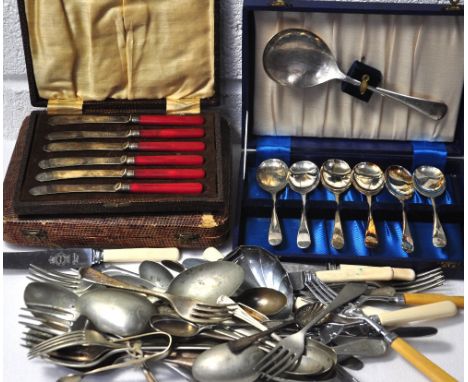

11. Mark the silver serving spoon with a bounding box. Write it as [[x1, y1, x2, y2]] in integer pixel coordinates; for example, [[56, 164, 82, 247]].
[[413, 165, 447, 248], [236, 287, 287, 316], [352, 162, 385, 248], [288, 161, 320, 248], [263, 28, 447, 120], [385, 165, 415, 253], [320, 159, 352, 249], [256, 159, 289, 246]]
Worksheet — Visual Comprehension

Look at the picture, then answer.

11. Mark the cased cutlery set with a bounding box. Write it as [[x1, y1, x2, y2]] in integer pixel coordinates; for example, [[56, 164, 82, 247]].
[[257, 159, 447, 252]]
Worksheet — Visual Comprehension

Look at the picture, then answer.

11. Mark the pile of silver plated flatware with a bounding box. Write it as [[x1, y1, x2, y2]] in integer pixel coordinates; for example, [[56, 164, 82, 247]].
[[257, 159, 447, 252], [20, 246, 463, 381]]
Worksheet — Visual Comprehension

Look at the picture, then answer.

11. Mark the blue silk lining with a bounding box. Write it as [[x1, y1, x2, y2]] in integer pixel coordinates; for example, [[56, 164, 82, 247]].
[[412, 141, 447, 171], [256, 136, 291, 164]]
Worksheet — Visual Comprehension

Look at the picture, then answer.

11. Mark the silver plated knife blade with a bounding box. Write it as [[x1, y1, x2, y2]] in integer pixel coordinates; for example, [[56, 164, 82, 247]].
[[36, 169, 128, 182], [3, 248, 101, 268], [29, 183, 122, 195], [44, 142, 129, 152], [48, 115, 132, 126], [38, 156, 128, 169], [46, 130, 134, 140]]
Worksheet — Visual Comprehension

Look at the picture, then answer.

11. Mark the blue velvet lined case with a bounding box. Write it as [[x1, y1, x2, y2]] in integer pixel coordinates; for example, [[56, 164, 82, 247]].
[[235, 0, 463, 277]]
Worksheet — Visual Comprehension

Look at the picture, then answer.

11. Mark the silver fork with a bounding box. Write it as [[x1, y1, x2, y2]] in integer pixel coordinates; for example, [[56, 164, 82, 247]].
[[28, 265, 92, 295]]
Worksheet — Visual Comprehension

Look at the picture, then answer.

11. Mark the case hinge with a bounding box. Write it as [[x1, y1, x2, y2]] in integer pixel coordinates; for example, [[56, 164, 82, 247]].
[[166, 98, 201, 115], [21, 228, 48, 242], [444, 0, 462, 10], [47, 98, 84, 115]]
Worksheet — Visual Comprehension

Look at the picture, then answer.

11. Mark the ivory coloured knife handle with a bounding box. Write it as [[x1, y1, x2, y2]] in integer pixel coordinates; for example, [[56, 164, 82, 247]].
[[375, 301, 457, 326], [138, 115, 205, 126], [133, 169, 205, 179], [128, 183, 203, 194], [339, 264, 415, 281], [133, 155, 204, 166], [315, 267, 394, 282], [139, 128, 205, 138], [101, 248, 180, 263], [136, 141, 205, 152], [390, 337, 457, 382], [403, 293, 464, 308]]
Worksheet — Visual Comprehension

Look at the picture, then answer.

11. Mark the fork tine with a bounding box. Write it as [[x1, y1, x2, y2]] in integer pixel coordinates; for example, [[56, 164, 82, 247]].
[[28, 266, 81, 287], [19, 313, 71, 332], [29, 331, 85, 353], [255, 347, 287, 372], [264, 353, 298, 378], [19, 321, 65, 337], [21, 306, 75, 321]]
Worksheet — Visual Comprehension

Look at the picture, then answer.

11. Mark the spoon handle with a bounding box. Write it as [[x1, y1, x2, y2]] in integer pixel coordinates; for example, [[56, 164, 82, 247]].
[[364, 195, 379, 248], [400, 201, 414, 253], [297, 194, 311, 249], [430, 198, 447, 248], [343, 76, 447, 121], [332, 193, 345, 249], [268, 193, 283, 246]]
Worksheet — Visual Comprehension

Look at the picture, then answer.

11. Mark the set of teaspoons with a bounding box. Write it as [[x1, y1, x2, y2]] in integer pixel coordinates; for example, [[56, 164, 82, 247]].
[[29, 115, 209, 196], [256, 159, 447, 252]]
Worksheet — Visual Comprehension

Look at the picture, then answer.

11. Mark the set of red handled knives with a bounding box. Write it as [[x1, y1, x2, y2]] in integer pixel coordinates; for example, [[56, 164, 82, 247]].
[[29, 114, 208, 196]]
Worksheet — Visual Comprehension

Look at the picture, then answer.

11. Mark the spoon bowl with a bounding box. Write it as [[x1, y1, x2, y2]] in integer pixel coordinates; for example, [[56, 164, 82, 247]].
[[263, 28, 447, 120], [352, 162, 384, 248], [321, 159, 352, 249], [413, 165, 447, 247], [237, 287, 287, 317], [139, 261, 174, 290], [385, 165, 415, 253], [257, 159, 289, 246], [288, 161, 320, 248]]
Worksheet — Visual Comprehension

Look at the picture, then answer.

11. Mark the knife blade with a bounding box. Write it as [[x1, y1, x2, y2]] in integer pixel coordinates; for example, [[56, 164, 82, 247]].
[[46, 128, 205, 141], [29, 182, 203, 195], [36, 168, 206, 181], [44, 141, 206, 152], [38, 155, 205, 169], [3, 247, 180, 269], [48, 114, 205, 126]]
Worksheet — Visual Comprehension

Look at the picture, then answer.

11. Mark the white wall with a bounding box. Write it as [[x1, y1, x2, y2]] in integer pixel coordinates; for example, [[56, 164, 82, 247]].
[[2, 0, 244, 141]]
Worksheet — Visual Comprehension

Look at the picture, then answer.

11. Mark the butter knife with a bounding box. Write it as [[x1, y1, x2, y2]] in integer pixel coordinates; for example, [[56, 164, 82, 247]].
[[46, 128, 205, 141], [36, 168, 206, 182], [3, 247, 180, 269], [29, 182, 203, 196], [38, 155, 204, 169], [44, 141, 206, 152], [48, 114, 205, 126]]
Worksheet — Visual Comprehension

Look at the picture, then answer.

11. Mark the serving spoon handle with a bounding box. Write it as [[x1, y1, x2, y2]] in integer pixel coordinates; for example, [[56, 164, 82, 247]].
[[343, 75, 447, 121], [400, 201, 414, 253], [332, 193, 345, 249], [268, 192, 283, 246], [364, 195, 379, 248], [430, 198, 447, 248]]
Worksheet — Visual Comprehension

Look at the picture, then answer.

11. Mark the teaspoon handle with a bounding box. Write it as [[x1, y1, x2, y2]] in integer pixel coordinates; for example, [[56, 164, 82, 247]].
[[365, 194, 379, 248], [332, 193, 345, 249], [343, 76, 447, 121], [297, 194, 311, 249], [269, 193, 282, 246], [401, 200, 414, 253], [430, 198, 447, 248]]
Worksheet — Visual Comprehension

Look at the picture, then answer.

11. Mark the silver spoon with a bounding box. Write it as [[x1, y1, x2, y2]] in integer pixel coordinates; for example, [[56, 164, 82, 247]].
[[236, 287, 287, 316], [413, 165, 447, 248], [385, 165, 415, 253], [256, 159, 289, 246], [139, 261, 174, 290], [288, 161, 320, 248], [352, 162, 385, 248], [320, 159, 352, 249], [263, 28, 447, 120]]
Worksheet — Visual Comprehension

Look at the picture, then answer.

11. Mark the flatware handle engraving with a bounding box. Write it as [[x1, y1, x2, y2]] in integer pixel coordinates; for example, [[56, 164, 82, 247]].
[[136, 141, 206, 152], [365, 194, 379, 248], [133, 155, 204, 166], [297, 194, 311, 249], [430, 198, 447, 248], [268, 193, 282, 246], [401, 201, 414, 253], [332, 193, 345, 249], [138, 115, 205, 125], [128, 183, 203, 194]]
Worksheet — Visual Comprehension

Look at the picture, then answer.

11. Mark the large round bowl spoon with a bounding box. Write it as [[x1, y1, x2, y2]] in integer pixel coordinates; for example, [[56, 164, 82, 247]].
[[236, 287, 287, 316], [413, 166, 447, 248], [352, 162, 385, 248], [263, 29, 447, 120], [288, 161, 320, 248], [320, 159, 352, 249], [256, 159, 289, 246], [385, 165, 415, 253]]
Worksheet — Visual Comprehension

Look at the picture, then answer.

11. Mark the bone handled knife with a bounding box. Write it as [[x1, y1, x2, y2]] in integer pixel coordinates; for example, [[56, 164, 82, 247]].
[[36, 168, 206, 181], [3, 247, 180, 269], [29, 182, 203, 196], [48, 114, 205, 126], [44, 141, 206, 152], [38, 155, 205, 169], [46, 128, 205, 141]]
